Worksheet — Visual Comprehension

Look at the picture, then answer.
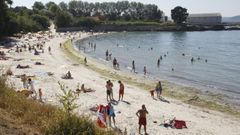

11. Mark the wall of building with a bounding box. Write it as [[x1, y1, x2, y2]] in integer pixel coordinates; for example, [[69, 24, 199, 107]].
[[187, 14, 222, 25]]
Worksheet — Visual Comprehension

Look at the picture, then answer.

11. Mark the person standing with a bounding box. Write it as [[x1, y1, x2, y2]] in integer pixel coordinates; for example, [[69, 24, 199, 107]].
[[105, 50, 109, 60], [38, 88, 43, 102], [136, 105, 148, 135], [21, 74, 28, 89], [118, 81, 124, 101], [157, 58, 160, 68], [106, 81, 112, 102], [48, 46, 51, 53], [132, 60, 135, 73], [28, 78, 37, 99], [94, 43, 96, 51], [113, 58, 117, 69], [109, 80, 114, 100], [84, 57, 87, 65], [106, 102, 116, 127], [155, 81, 162, 98], [143, 66, 147, 75]]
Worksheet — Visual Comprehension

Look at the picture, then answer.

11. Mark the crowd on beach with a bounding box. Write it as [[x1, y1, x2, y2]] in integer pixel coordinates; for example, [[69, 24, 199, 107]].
[[0, 30, 189, 135]]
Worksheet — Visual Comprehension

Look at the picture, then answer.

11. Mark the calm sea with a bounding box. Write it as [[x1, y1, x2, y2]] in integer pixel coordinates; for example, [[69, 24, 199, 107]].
[[74, 31, 240, 105]]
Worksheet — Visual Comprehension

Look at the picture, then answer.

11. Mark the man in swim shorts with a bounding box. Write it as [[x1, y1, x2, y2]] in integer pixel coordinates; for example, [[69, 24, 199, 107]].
[[136, 104, 149, 135]]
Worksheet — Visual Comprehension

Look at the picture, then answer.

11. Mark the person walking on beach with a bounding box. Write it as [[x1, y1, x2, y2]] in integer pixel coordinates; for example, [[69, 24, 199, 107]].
[[132, 60, 135, 73], [143, 66, 147, 75], [136, 104, 148, 135], [118, 81, 124, 101], [106, 102, 116, 127], [155, 81, 162, 98]]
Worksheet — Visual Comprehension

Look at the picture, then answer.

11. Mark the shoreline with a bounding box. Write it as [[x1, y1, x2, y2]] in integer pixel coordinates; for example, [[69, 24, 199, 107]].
[[2, 30, 240, 135], [64, 33, 240, 117], [56, 24, 240, 32]]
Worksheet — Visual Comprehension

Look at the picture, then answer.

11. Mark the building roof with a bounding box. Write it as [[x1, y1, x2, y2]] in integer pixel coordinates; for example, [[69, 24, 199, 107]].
[[188, 13, 222, 18]]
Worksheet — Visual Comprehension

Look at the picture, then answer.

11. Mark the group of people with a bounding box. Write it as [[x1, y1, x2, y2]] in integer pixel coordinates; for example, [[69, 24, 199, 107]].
[[19, 74, 42, 102], [97, 102, 116, 128], [106, 80, 125, 102], [105, 50, 112, 61], [88, 41, 96, 51], [103, 79, 164, 134]]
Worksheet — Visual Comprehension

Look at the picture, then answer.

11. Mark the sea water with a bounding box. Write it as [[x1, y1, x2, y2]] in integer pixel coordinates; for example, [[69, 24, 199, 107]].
[[74, 31, 240, 105]]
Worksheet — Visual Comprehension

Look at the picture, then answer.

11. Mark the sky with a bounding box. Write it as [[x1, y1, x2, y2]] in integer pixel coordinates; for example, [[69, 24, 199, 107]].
[[12, 0, 240, 17]]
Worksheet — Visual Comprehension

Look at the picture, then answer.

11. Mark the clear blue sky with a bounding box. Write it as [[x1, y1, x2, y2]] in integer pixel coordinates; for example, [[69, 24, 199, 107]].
[[12, 0, 240, 17]]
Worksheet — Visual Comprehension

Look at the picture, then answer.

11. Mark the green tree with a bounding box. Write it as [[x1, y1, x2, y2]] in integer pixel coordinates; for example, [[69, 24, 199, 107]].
[[32, 1, 45, 11], [59, 1, 68, 11], [0, 0, 12, 37], [31, 14, 50, 29], [45, 1, 57, 10], [171, 6, 189, 24], [54, 11, 72, 27]]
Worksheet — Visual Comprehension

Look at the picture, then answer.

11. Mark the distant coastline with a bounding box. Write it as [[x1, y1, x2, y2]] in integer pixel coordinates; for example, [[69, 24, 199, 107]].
[[56, 24, 240, 32]]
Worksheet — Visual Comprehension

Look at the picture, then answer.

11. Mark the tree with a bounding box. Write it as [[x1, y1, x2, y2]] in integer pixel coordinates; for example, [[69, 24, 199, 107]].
[[171, 6, 188, 24], [45, 1, 57, 10], [0, 0, 12, 37], [32, 1, 45, 11], [54, 11, 72, 27], [59, 2, 68, 11], [31, 14, 50, 29]]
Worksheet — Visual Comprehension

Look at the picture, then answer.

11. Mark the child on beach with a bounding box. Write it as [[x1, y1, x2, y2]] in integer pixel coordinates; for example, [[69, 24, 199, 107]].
[[21, 74, 28, 89], [150, 90, 155, 98], [38, 88, 43, 102]]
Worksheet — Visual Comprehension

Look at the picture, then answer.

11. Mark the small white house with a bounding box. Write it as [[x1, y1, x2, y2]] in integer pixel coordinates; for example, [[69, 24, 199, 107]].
[[187, 13, 222, 25]]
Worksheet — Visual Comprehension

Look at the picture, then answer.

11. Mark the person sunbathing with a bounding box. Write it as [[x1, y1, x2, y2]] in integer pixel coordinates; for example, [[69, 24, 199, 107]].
[[81, 84, 95, 93], [17, 89, 33, 97], [62, 71, 73, 79], [16, 64, 30, 69], [35, 62, 44, 65]]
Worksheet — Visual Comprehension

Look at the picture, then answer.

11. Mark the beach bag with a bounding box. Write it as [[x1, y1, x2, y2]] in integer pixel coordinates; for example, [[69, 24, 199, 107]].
[[174, 120, 187, 129]]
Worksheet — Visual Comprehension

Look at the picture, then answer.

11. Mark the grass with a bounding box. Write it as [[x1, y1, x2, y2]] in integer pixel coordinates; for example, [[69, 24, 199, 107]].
[[62, 38, 240, 118], [0, 76, 114, 135]]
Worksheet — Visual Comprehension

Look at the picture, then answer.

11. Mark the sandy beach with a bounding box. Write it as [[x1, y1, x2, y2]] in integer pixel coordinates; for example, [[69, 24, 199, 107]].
[[1, 29, 240, 135]]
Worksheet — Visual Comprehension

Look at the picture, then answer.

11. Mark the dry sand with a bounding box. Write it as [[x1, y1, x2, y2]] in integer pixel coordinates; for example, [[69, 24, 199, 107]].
[[1, 29, 240, 135]]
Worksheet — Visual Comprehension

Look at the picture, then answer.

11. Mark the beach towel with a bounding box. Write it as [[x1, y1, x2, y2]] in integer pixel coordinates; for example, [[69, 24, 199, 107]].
[[174, 120, 187, 129], [97, 105, 107, 128]]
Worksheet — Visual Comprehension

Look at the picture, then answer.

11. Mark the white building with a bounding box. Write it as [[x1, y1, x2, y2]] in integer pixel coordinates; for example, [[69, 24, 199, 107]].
[[187, 13, 222, 25]]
